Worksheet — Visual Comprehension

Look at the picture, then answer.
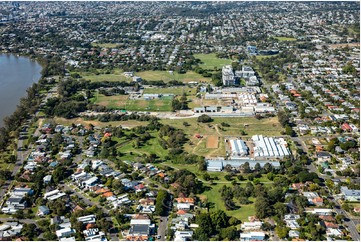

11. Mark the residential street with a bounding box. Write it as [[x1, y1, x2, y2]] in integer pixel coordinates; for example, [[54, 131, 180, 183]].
[[330, 198, 360, 241], [157, 216, 168, 241]]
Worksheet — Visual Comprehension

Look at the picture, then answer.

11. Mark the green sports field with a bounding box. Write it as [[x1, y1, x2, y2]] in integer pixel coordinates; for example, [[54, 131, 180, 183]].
[[194, 53, 233, 69]]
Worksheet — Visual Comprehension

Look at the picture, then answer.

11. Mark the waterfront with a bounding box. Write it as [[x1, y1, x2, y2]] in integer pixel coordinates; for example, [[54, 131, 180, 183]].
[[0, 54, 42, 127]]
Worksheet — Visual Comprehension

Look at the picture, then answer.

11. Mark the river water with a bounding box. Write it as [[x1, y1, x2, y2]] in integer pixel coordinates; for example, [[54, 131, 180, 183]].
[[0, 54, 42, 127]]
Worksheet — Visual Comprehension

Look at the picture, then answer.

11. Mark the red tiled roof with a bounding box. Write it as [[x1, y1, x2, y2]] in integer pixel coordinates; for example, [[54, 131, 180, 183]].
[[176, 198, 195, 204], [102, 192, 114, 197]]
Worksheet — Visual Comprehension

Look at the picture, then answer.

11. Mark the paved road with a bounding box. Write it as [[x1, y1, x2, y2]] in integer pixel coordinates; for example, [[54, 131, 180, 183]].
[[0, 138, 33, 203], [61, 184, 108, 216], [0, 218, 37, 223], [61, 184, 119, 240], [329, 198, 360, 241], [157, 216, 168, 241]]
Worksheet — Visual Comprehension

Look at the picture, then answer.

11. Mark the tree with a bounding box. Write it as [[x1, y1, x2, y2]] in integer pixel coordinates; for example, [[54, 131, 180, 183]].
[[254, 163, 261, 172], [278, 110, 290, 127], [198, 159, 207, 171], [155, 190, 169, 216], [197, 114, 213, 123], [43, 232, 58, 240], [241, 162, 251, 174], [0, 170, 12, 180], [52, 133, 63, 147], [285, 125, 296, 137], [210, 210, 229, 232], [171, 99, 181, 111], [52, 166, 67, 183], [274, 202, 287, 219], [21, 223, 37, 239], [219, 226, 238, 240], [194, 213, 214, 240], [255, 197, 271, 219], [275, 225, 289, 239], [342, 62, 357, 75]]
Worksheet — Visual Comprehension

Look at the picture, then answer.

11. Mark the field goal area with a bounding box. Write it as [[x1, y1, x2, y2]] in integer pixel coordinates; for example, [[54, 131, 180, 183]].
[[206, 135, 219, 148]]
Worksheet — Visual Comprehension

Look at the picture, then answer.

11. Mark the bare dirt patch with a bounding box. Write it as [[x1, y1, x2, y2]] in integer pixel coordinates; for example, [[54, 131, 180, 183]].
[[329, 43, 359, 49], [207, 135, 219, 148]]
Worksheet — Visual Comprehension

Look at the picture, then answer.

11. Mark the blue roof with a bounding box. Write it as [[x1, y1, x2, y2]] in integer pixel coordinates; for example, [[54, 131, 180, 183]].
[[49, 161, 58, 167], [39, 205, 50, 213]]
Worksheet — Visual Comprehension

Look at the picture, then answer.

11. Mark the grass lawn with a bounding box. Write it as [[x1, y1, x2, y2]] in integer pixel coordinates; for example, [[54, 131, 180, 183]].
[[125, 99, 172, 112], [194, 53, 233, 70], [183, 135, 226, 158], [117, 132, 169, 160], [274, 36, 297, 41], [256, 55, 275, 60], [162, 116, 282, 157], [162, 116, 283, 137], [143, 87, 196, 96], [199, 183, 256, 222], [78, 69, 132, 82], [54, 117, 149, 129], [91, 43, 122, 48], [135, 70, 212, 83], [160, 162, 199, 175], [93, 94, 129, 109]]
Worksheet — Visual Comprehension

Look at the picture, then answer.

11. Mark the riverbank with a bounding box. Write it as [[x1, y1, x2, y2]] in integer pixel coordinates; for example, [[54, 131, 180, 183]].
[[0, 54, 42, 126]]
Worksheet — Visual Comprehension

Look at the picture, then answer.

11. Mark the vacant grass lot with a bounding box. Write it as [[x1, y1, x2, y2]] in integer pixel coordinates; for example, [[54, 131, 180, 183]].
[[136, 71, 212, 83], [162, 116, 283, 137], [256, 55, 275, 60], [77, 69, 132, 82], [117, 131, 169, 159], [91, 93, 174, 112], [162, 116, 282, 157], [91, 43, 122, 48], [143, 87, 196, 96], [274, 36, 297, 41], [183, 136, 226, 158], [194, 53, 233, 69], [54, 117, 148, 129]]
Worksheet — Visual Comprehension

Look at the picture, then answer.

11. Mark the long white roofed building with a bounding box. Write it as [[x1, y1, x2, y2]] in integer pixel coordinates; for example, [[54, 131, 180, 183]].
[[252, 135, 290, 159]]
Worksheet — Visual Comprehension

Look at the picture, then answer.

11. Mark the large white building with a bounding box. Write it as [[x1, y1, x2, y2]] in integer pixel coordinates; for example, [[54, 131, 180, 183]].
[[222, 65, 236, 86], [252, 135, 290, 159], [229, 139, 249, 157], [238, 93, 257, 106]]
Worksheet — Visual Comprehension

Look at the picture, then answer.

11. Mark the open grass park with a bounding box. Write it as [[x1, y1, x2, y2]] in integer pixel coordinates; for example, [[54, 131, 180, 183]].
[[91, 42, 122, 48], [161, 116, 283, 137], [143, 87, 196, 96], [198, 183, 256, 222], [194, 53, 233, 69], [75, 69, 132, 82], [274, 36, 297, 41], [91, 94, 173, 112], [135, 70, 212, 83], [54, 117, 149, 129]]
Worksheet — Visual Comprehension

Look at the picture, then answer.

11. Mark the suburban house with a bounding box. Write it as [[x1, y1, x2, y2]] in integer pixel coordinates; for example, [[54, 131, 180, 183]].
[[316, 152, 332, 163], [37, 205, 50, 217], [240, 231, 265, 241], [127, 214, 155, 241], [174, 230, 193, 241], [340, 186, 360, 202], [56, 227, 76, 240], [175, 197, 195, 211], [241, 221, 263, 231]]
